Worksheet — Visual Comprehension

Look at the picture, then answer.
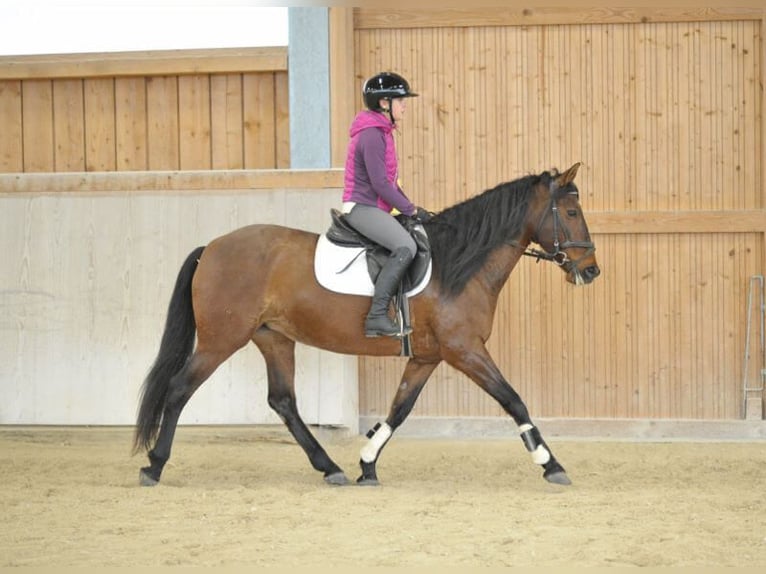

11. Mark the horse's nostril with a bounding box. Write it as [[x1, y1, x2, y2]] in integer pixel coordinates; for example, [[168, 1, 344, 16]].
[[585, 265, 600, 279]]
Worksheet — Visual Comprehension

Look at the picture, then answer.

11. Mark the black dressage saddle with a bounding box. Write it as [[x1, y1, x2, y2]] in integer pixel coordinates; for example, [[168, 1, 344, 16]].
[[324, 208, 431, 290]]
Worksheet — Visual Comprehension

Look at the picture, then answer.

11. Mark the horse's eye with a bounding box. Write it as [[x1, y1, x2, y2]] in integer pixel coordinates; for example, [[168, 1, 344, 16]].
[[567, 209, 578, 217]]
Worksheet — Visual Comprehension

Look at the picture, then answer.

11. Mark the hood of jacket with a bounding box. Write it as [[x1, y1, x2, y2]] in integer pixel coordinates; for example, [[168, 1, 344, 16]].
[[349, 110, 394, 138]]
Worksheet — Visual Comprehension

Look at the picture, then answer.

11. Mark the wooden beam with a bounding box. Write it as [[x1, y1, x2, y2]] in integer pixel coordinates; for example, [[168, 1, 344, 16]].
[[355, 7, 766, 30], [0, 47, 288, 80], [0, 169, 344, 193], [588, 210, 766, 234], [2, 170, 763, 236]]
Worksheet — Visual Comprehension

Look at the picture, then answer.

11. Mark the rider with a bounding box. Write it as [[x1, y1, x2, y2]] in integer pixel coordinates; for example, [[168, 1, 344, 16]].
[[342, 71, 432, 338]]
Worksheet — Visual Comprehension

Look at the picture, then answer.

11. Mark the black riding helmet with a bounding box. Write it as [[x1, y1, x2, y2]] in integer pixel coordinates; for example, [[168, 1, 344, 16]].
[[362, 72, 418, 124]]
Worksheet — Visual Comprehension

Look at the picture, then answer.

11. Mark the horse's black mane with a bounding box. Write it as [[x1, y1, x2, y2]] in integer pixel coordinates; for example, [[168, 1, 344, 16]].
[[424, 170, 557, 297]]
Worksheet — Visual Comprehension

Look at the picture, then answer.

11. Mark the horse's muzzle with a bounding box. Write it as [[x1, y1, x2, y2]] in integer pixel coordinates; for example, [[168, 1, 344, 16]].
[[568, 263, 600, 285], [581, 265, 601, 283]]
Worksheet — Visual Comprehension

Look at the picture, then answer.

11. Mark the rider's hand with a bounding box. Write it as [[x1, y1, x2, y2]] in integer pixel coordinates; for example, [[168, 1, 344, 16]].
[[414, 206, 435, 223]]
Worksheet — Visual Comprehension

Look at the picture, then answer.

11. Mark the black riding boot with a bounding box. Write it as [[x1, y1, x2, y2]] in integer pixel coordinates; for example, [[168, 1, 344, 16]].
[[365, 247, 414, 338]]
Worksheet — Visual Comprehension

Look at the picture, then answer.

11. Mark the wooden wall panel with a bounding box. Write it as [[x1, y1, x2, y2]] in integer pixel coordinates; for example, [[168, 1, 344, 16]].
[[211, 74, 244, 170], [354, 15, 764, 421], [115, 77, 148, 171], [0, 81, 22, 172], [361, 233, 762, 421], [83, 78, 116, 171], [52, 79, 85, 172], [352, 21, 761, 215], [179, 75, 212, 169], [0, 48, 289, 173], [243, 72, 277, 168], [21, 80, 54, 171], [275, 71, 291, 169], [146, 76, 180, 170]]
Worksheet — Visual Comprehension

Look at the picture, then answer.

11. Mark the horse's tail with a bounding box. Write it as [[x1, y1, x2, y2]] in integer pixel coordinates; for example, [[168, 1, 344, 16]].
[[132, 246, 205, 454]]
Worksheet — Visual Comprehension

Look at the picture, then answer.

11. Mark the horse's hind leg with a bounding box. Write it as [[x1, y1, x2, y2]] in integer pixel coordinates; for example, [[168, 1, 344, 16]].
[[140, 350, 226, 486], [357, 358, 439, 485], [253, 327, 349, 486]]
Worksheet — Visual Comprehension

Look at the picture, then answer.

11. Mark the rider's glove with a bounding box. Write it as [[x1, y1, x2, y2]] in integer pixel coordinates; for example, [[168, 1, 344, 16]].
[[413, 206, 435, 223]]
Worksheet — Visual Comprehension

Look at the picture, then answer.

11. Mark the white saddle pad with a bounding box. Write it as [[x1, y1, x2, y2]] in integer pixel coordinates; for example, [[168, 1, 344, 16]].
[[313, 234, 431, 297]]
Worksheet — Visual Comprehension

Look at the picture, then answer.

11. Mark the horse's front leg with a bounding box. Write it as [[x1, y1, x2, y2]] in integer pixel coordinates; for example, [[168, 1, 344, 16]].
[[444, 340, 571, 485], [357, 358, 439, 485]]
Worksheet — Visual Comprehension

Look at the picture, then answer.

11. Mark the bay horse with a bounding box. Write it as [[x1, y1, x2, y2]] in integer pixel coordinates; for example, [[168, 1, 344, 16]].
[[133, 162, 599, 487]]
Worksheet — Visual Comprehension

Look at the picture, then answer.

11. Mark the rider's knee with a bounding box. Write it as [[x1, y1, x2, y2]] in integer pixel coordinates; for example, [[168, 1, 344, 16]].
[[393, 244, 416, 264]]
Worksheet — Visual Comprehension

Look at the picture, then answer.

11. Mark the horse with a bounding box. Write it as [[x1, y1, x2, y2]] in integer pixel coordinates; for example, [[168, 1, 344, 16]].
[[133, 162, 600, 487]]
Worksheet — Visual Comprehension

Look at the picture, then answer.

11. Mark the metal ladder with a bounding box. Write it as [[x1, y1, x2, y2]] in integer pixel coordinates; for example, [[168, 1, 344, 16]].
[[741, 275, 765, 419]]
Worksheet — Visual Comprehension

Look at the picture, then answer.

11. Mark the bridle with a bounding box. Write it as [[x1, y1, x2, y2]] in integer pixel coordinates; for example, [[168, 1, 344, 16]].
[[514, 189, 596, 270]]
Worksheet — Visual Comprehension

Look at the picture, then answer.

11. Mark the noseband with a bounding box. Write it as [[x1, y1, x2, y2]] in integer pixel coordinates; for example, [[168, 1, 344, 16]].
[[517, 191, 595, 270]]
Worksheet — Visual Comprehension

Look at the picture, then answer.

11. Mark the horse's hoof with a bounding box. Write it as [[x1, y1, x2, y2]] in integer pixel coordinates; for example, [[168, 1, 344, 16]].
[[139, 469, 159, 487], [544, 470, 572, 486], [324, 471, 351, 486], [356, 476, 380, 486]]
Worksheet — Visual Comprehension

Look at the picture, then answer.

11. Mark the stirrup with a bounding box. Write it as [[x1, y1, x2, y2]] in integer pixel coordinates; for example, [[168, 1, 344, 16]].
[[364, 316, 411, 338], [365, 326, 412, 338]]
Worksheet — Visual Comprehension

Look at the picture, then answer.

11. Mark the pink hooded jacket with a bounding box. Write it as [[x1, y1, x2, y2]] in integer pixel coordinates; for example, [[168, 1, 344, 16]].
[[342, 110, 416, 216]]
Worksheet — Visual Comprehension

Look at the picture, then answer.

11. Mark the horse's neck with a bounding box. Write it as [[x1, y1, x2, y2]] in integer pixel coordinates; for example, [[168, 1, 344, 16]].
[[476, 242, 526, 297]]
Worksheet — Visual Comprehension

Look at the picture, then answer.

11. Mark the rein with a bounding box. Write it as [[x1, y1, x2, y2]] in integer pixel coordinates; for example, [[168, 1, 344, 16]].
[[511, 191, 595, 270]]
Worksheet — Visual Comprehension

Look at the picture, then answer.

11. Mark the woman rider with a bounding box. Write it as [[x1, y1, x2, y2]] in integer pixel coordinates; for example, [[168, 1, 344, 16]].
[[342, 71, 432, 338]]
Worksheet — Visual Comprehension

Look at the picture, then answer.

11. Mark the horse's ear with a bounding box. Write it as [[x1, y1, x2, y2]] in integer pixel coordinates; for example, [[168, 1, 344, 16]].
[[555, 162, 581, 188]]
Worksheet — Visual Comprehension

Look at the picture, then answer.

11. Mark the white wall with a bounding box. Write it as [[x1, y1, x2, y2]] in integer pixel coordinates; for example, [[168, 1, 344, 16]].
[[0, 4, 287, 55], [0, 183, 358, 431]]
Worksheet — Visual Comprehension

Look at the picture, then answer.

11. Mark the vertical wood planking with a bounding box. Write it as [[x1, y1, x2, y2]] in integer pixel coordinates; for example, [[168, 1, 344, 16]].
[[146, 76, 179, 170], [243, 72, 276, 168], [83, 78, 116, 171], [3, 71, 288, 173], [21, 80, 54, 171], [275, 71, 290, 168], [0, 80, 23, 172], [1, 47, 290, 173], [743, 17, 760, 209], [115, 77, 148, 171], [52, 79, 85, 172], [357, 17, 763, 422], [178, 75, 212, 170], [210, 73, 244, 170]]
